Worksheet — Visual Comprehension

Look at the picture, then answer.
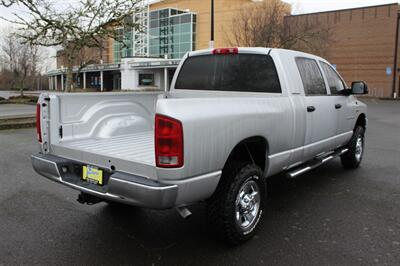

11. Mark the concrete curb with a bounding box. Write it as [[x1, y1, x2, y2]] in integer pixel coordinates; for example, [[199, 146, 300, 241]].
[[0, 114, 35, 119], [379, 97, 400, 101], [0, 101, 37, 105]]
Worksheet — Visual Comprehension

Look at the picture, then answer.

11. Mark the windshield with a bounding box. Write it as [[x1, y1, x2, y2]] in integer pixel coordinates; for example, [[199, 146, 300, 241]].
[[175, 54, 281, 93]]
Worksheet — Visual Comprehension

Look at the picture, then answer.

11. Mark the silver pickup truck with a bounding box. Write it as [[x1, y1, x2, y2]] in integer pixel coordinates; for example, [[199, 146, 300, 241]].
[[32, 48, 367, 244]]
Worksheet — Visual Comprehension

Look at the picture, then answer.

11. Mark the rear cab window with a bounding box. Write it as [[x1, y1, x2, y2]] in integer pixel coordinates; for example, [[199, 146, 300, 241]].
[[319, 61, 346, 95], [295, 57, 327, 96], [175, 54, 282, 93]]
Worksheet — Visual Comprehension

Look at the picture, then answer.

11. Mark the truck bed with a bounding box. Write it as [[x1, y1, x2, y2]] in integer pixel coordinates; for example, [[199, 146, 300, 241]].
[[61, 131, 155, 165], [40, 92, 161, 179]]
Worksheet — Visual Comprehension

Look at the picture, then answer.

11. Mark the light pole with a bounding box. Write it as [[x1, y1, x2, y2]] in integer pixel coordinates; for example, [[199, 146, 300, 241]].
[[209, 0, 215, 48]]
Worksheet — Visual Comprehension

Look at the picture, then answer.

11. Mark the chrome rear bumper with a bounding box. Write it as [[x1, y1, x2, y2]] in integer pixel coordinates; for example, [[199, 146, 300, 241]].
[[31, 153, 178, 209]]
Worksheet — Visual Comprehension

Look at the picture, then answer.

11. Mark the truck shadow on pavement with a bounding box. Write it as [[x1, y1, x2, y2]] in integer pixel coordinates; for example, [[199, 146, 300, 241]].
[[86, 160, 354, 263]]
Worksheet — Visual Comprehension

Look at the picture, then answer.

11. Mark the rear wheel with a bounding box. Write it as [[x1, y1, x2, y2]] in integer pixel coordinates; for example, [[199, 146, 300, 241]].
[[341, 126, 365, 169], [207, 163, 266, 245]]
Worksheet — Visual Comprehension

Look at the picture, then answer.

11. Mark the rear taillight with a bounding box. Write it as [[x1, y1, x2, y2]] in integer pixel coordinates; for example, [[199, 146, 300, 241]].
[[36, 103, 42, 143], [212, 47, 238, 55], [155, 114, 183, 168]]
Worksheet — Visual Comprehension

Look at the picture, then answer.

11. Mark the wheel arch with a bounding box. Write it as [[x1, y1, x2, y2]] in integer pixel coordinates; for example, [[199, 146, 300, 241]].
[[223, 136, 269, 175], [354, 113, 367, 131]]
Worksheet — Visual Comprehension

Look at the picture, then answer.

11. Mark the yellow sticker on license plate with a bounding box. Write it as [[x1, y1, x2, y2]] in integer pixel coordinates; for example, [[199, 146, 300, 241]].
[[82, 165, 103, 185]]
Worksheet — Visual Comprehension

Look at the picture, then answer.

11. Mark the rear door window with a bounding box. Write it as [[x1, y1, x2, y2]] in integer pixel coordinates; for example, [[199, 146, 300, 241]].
[[320, 62, 346, 95], [295, 57, 327, 96], [175, 54, 282, 93]]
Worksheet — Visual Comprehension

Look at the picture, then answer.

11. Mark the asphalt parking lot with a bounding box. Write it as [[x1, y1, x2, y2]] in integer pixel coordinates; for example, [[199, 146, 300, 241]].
[[0, 104, 36, 118], [0, 99, 399, 265]]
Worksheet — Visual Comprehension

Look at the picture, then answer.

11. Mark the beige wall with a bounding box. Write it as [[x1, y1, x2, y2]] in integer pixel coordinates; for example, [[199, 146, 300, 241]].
[[150, 0, 263, 49]]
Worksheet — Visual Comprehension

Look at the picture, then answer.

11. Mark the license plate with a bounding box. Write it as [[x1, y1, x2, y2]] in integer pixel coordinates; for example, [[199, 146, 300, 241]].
[[82, 165, 103, 185]]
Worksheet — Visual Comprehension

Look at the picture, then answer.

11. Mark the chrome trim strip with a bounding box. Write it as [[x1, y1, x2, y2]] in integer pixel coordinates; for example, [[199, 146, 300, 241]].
[[287, 148, 349, 178], [290, 167, 311, 177], [322, 156, 333, 163]]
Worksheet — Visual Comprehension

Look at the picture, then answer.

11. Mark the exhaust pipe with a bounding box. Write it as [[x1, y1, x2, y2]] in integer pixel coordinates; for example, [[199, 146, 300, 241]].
[[176, 206, 192, 219]]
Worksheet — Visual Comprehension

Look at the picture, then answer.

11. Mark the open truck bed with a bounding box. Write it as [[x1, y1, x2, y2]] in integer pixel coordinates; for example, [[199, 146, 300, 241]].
[[58, 131, 154, 165], [42, 92, 162, 179]]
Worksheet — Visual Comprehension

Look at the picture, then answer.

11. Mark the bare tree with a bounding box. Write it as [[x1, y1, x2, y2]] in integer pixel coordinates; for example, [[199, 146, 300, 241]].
[[0, 31, 44, 95], [225, 0, 330, 56], [16, 43, 40, 95], [1, 0, 144, 92], [0, 31, 18, 89]]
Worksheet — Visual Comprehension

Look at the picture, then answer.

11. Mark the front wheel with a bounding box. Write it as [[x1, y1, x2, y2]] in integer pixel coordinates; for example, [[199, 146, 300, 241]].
[[341, 126, 365, 169], [207, 163, 266, 245]]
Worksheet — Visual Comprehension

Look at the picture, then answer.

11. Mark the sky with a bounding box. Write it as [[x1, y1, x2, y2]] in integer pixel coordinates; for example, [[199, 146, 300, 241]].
[[1, 0, 399, 29], [0, 0, 399, 69]]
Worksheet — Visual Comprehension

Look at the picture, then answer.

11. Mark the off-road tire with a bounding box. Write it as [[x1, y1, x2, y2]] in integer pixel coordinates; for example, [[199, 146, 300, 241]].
[[341, 126, 365, 169], [207, 162, 266, 245]]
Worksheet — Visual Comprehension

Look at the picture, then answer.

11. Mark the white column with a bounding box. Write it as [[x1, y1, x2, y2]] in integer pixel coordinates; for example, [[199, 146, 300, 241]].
[[83, 72, 86, 90], [54, 76, 58, 91], [48, 76, 52, 91], [209, 41, 215, 49], [100, 71, 104, 92], [61, 75, 64, 91], [164, 67, 168, 92]]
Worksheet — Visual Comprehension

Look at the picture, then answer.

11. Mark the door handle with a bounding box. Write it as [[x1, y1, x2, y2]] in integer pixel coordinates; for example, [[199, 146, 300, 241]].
[[335, 104, 342, 109], [307, 106, 316, 112]]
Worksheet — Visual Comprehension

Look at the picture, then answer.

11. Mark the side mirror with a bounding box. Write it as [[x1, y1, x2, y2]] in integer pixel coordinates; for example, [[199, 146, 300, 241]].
[[351, 81, 368, 95]]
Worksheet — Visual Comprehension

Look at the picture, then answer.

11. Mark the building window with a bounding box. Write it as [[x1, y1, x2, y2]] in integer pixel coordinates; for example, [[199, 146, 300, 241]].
[[90, 76, 101, 86], [113, 15, 143, 62], [139, 73, 155, 86], [149, 8, 197, 59]]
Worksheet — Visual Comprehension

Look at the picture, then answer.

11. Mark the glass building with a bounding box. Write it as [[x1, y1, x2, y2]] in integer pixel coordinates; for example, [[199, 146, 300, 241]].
[[149, 8, 197, 59], [113, 14, 145, 63], [113, 27, 134, 63], [113, 8, 197, 62]]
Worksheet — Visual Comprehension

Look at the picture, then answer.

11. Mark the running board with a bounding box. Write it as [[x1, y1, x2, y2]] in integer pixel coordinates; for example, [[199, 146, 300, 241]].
[[286, 148, 348, 179]]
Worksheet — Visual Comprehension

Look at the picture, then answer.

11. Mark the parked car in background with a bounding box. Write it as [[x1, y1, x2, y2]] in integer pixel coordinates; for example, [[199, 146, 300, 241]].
[[32, 48, 368, 245]]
